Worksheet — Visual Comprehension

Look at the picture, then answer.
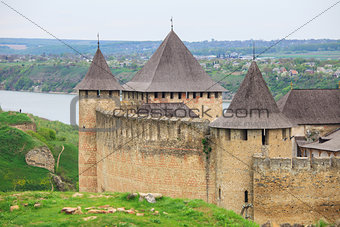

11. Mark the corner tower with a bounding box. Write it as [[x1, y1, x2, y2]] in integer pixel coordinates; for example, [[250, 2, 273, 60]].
[[123, 29, 226, 120], [209, 61, 293, 219], [76, 45, 123, 192]]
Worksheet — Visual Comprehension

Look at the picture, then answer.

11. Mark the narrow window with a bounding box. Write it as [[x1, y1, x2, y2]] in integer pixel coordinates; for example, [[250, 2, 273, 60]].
[[128, 92, 130, 99], [200, 92, 203, 98], [207, 92, 211, 99], [282, 128, 286, 139], [218, 187, 222, 200], [141, 93, 144, 100], [262, 129, 268, 145], [146, 93, 149, 103], [193, 92, 196, 99], [132, 92, 135, 99], [240, 129, 247, 140], [170, 92, 174, 99], [97, 90, 100, 97], [244, 190, 248, 203], [186, 92, 190, 99], [215, 92, 219, 98], [178, 92, 182, 99], [154, 92, 158, 98], [109, 91, 112, 97], [85, 90, 88, 98], [162, 92, 165, 99]]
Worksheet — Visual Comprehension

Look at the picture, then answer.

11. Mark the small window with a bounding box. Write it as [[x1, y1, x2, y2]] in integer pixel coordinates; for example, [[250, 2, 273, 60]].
[[186, 92, 190, 99], [200, 92, 203, 98], [85, 90, 88, 98], [244, 190, 248, 203], [109, 91, 112, 97], [178, 92, 182, 99], [97, 90, 101, 97], [170, 92, 174, 99], [141, 93, 144, 100], [215, 92, 219, 98], [207, 92, 211, 99], [262, 129, 268, 145], [162, 92, 165, 98], [240, 129, 247, 140], [128, 92, 130, 99], [193, 92, 196, 99], [218, 187, 221, 200], [282, 129, 286, 139], [154, 92, 158, 98]]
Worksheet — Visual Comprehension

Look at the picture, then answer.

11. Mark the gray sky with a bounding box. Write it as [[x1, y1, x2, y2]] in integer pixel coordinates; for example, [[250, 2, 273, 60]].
[[1, 0, 339, 41]]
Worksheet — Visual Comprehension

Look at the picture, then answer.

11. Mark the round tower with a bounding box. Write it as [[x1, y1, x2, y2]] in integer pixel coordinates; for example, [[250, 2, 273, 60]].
[[209, 61, 293, 219], [76, 45, 123, 192], [122, 29, 226, 120]]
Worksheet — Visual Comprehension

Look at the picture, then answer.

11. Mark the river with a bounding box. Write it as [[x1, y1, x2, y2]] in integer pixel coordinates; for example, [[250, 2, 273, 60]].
[[0, 90, 230, 124]]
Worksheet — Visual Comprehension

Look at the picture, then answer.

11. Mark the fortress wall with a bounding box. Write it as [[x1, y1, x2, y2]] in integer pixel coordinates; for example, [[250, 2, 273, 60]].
[[78, 90, 120, 192], [121, 91, 223, 121], [253, 156, 340, 224], [96, 109, 216, 203], [211, 128, 292, 219]]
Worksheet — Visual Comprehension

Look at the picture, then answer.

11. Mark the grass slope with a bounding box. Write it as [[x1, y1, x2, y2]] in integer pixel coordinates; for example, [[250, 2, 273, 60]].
[[0, 191, 258, 226], [0, 125, 50, 191], [0, 111, 78, 191]]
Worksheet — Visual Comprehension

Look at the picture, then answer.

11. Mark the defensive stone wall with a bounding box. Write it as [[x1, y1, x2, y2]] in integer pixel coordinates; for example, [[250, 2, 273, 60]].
[[253, 156, 340, 224], [96, 108, 217, 203]]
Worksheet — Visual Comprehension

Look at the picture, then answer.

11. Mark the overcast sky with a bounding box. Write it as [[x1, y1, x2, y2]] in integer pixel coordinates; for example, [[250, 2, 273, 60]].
[[1, 0, 339, 41]]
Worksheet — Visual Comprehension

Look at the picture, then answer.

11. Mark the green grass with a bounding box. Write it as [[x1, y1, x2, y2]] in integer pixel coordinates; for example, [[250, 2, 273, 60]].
[[0, 111, 79, 191], [0, 191, 258, 226], [0, 112, 32, 125], [0, 125, 51, 191]]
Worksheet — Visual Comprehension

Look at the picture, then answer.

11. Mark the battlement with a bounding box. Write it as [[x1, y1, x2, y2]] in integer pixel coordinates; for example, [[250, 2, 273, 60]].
[[253, 156, 340, 172], [96, 107, 210, 144]]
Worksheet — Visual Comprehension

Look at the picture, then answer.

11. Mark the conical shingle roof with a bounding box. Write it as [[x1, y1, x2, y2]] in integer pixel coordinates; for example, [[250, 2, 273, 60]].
[[124, 30, 226, 92], [210, 61, 292, 129], [76, 48, 123, 90]]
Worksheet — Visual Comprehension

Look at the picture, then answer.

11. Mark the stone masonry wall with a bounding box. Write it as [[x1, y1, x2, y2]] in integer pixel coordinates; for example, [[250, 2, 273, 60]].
[[121, 91, 223, 121], [253, 156, 340, 225], [11, 122, 36, 132], [211, 128, 292, 219], [96, 109, 216, 203], [78, 90, 120, 192]]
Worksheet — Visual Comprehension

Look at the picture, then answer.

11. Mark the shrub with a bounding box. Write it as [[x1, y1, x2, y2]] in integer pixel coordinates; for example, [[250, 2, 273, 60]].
[[37, 127, 56, 141]]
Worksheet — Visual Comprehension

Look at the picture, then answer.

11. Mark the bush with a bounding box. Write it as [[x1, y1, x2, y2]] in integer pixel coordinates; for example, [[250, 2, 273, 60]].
[[37, 127, 56, 141]]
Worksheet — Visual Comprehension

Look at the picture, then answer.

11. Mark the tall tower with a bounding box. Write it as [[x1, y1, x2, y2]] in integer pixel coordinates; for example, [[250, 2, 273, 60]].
[[76, 45, 123, 192], [209, 61, 293, 219], [122, 29, 226, 120]]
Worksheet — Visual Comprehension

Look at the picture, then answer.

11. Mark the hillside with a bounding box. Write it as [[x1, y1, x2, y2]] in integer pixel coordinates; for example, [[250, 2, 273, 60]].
[[1, 58, 339, 100], [0, 111, 78, 191], [0, 191, 258, 226]]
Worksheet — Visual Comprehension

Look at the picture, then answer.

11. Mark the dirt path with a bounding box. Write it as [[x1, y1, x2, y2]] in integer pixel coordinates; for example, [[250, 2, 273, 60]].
[[56, 145, 64, 170]]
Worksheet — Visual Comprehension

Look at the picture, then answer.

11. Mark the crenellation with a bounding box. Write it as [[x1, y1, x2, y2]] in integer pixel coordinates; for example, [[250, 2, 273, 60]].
[[253, 156, 340, 172]]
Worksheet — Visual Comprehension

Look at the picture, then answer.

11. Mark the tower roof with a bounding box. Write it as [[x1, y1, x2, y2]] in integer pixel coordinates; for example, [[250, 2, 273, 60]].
[[210, 61, 292, 129], [124, 30, 226, 92], [76, 48, 123, 91], [277, 89, 340, 125]]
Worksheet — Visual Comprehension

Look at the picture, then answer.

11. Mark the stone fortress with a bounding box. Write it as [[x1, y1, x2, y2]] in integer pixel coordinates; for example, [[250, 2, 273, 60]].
[[76, 29, 340, 224]]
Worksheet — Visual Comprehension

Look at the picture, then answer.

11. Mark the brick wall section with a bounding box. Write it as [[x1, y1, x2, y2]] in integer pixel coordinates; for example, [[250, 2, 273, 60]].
[[78, 90, 120, 192], [121, 91, 223, 121], [253, 156, 340, 225], [95, 109, 216, 203], [11, 122, 36, 132], [211, 128, 292, 219]]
